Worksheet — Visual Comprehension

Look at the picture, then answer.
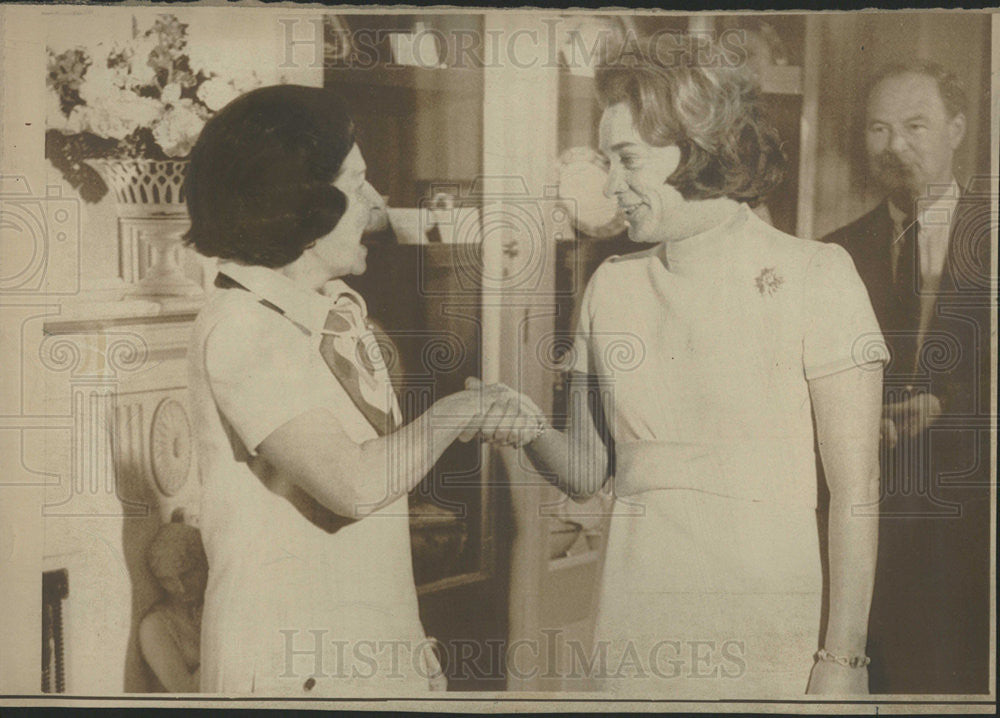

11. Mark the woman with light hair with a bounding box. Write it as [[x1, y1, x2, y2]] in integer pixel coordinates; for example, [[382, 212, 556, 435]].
[[499, 39, 888, 696]]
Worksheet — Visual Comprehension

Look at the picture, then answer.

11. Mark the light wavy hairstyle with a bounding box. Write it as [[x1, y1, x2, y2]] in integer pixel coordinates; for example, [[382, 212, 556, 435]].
[[596, 36, 785, 205]]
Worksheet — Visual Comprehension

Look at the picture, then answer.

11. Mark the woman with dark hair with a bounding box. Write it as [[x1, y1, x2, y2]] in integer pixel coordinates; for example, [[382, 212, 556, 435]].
[[501, 42, 888, 695], [185, 85, 527, 695]]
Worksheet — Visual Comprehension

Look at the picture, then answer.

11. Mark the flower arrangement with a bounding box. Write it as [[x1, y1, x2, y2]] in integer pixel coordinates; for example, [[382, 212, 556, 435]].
[[46, 14, 266, 202]]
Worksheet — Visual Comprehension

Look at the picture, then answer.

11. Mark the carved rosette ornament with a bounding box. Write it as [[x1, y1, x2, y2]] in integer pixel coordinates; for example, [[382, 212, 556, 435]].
[[149, 398, 192, 496]]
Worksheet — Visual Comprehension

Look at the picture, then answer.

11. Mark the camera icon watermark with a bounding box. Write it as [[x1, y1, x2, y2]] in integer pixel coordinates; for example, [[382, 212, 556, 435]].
[[0, 175, 80, 295], [417, 177, 573, 298]]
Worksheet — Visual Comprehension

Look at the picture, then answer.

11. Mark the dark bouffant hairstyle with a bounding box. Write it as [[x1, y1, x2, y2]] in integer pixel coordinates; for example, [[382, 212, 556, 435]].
[[184, 85, 356, 268], [596, 36, 785, 205]]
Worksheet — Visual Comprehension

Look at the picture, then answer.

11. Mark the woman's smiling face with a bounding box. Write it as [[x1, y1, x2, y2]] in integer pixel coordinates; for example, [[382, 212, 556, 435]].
[[599, 102, 687, 244]]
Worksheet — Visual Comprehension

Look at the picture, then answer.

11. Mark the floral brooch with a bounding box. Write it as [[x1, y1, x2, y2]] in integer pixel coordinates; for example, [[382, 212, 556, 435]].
[[755, 267, 784, 296]]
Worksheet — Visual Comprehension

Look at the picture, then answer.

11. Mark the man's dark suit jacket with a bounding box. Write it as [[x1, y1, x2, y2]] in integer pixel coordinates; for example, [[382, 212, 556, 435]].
[[823, 187, 991, 694]]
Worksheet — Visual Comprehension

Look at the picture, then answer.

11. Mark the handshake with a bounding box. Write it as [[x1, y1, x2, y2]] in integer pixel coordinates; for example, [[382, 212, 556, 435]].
[[436, 377, 548, 450]]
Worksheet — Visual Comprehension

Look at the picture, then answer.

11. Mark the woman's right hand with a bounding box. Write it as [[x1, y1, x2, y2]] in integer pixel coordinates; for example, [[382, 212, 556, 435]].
[[430, 380, 544, 447], [460, 378, 545, 447], [430, 386, 492, 430]]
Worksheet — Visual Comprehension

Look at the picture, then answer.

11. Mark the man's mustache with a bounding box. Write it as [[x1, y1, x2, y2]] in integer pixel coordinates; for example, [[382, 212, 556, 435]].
[[873, 152, 915, 176]]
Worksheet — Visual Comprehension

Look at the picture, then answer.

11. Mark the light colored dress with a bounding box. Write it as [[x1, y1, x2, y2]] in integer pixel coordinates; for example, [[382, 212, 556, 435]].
[[572, 205, 887, 697], [188, 263, 430, 696]]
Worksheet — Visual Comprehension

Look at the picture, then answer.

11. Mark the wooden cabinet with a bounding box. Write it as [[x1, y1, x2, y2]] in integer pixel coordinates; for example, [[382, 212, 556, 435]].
[[325, 14, 484, 209]]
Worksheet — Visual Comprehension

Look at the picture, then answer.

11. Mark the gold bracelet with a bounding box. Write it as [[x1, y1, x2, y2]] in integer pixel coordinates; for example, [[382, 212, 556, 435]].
[[816, 648, 870, 669]]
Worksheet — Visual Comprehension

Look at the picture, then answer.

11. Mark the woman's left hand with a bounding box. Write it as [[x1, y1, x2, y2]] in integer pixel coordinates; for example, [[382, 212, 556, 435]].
[[424, 642, 448, 692], [429, 670, 448, 692], [805, 659, 869, 695]]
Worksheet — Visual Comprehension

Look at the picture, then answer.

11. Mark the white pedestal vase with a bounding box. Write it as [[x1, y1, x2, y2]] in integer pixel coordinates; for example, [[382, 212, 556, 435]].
[[86, 159, 203, 298]]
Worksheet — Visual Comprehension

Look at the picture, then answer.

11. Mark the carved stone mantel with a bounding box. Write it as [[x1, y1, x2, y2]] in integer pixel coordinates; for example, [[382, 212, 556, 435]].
[[38, 297, 204, 524], [30, 297, 204, 693]]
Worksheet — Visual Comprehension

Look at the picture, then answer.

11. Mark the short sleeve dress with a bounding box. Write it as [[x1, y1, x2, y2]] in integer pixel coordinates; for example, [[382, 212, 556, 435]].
[[572, 205, 887, 697], [188, 266, 432, 696]]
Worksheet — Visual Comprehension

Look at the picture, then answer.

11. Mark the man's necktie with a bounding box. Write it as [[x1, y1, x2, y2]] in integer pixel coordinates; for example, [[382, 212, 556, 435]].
[[893, 216, 920, 375], [319, 299, 397, 437]]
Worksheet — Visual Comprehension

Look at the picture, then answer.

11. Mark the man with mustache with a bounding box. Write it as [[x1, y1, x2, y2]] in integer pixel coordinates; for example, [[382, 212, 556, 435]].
[[823, 62, 991, 694]]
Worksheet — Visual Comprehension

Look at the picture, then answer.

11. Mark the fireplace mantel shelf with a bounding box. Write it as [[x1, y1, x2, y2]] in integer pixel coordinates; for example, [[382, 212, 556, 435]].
[[43, 294, 206, 334]]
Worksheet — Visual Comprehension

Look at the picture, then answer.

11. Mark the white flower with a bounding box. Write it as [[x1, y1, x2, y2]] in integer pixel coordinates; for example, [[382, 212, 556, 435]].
[[151, 103, 206, 158], [161, 82, 182, 105], [66, 91, 159, 141], [78, 61, 120, 104], [118, 92, 163, 129], [195, 77, 238, 112], [128, 35, 159, 88], [48, 14, 285, 158], [81, 100, 139, 141]]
